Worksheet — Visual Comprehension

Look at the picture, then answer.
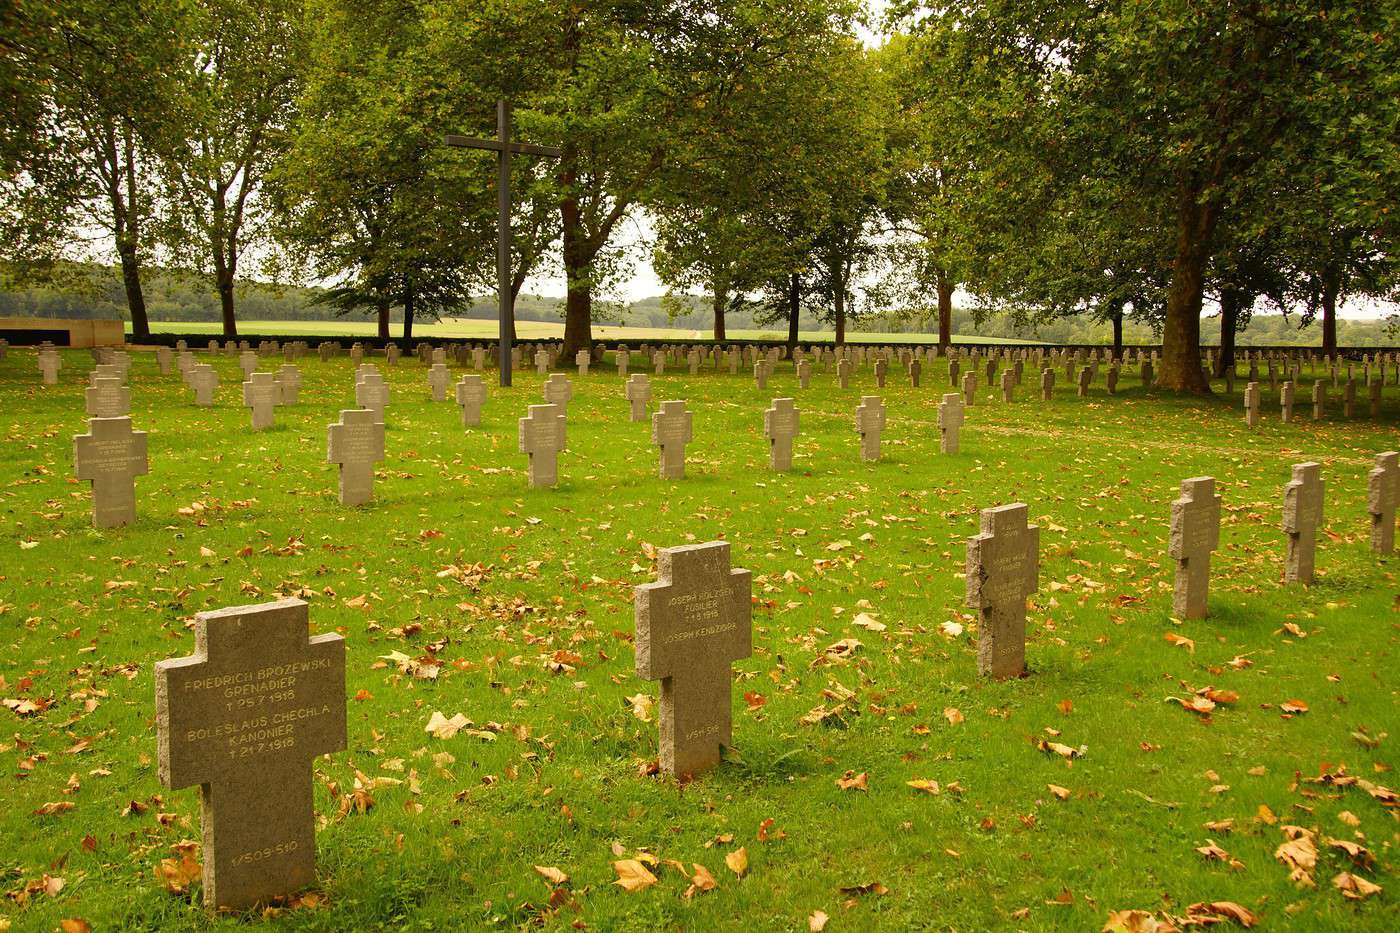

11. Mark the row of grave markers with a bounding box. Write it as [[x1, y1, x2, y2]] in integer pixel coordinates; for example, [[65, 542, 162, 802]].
[[149, 451, 1396, 911]]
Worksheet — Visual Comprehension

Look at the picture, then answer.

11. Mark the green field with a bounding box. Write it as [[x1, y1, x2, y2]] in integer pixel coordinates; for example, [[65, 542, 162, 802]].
[[1, 347, 1396, 931], [129, 318, 1041, 345]]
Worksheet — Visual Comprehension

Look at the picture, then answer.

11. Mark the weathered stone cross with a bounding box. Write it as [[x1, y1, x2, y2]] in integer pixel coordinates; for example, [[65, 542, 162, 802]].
[[1244, 381, 1260, 427], [1283, 461, 1324, 583], [73, 416, 149, 528], [242, 372, 279, 431], [938, 392, 964, 454], [427, 363, 451, 401], [189, 364, 219, 406], [634, 541, 752, 778], [1169, 476, 1221, 619], [652, 400, 693, 480], [354, 371, 389, 424], [966, 503, 1039, 679], [327, 409, 385, 506], [855, 395, 885, 462], [455, 374, 487, 427], [155, 597, 345, 910], [1367, 451, 1398, 554], [625, 373, 651, 422], [764, 398, 800, 472], [85, 375, 130, 419], [542, 373, 573, 416], [519, 403, 567, 488], [276, 364, 301, 405]]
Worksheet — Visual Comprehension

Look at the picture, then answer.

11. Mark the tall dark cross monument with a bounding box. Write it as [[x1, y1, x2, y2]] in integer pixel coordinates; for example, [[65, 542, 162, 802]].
[[445, 101, 561, 387]]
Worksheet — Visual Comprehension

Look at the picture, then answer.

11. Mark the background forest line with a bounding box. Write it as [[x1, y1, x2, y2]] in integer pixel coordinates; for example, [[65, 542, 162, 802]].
[[2, 263, 1395, 347]]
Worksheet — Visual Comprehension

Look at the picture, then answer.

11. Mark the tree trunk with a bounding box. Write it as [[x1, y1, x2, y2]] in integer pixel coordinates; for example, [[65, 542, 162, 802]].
[[217, 274, 237, 338], [1321, 268, 1339, 357], [1111, 307, 1123, 361], [375, 298, 390, 340], [834, 288, 846, 346], [1158, 183, 1216, 393], [559, 182, 592, 361], [1215, 288, 1244, 378], [116, 240, 149, 341], [786, 273, 800, 351], [936, 272, 953, 346], [711, 288, 727, 342], [402, 288, 415, 341]]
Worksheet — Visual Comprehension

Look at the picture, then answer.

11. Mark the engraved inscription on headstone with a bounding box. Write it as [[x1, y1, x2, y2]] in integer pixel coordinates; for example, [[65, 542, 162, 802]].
[[634, 541, 752, 778], [966, 503, 1039, 679], [154, 598, 345, 911], [1169, 476, 1221, 619], [73, 416, 149, 528]]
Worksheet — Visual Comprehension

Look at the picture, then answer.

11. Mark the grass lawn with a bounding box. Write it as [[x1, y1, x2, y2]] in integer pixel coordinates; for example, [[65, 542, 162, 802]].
[[1, 348, 1397, 931], [130, 318, 1041, 346]]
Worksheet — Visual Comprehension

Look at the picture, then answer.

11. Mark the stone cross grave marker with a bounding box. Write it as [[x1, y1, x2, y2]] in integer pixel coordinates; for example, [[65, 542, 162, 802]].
[[907, 358, 920, 388], [966, 503, 1039, 679], [1244, 381, 1260, 427], [542, 372, 573, 417], [189, 364, 219, 406], [938, 392, 964, 454], [949, 359, 961, 389], [634, 541, 752, 779], [1280, 381, 1295, 422], [1312, 380, 1326, 420], [156, 346, 174, 375], [688, 350, 701, 375], [625, 373, 651, 422], [962, 371, 976, 406], [798, 358, 812, 389], [1169, 476, 1221, 619], [155, 597, 345, 911], [753, 360, 769, 390], [1106, 365, 1119, 395], [1077, 366, 1091, 397], [615, 349, 629, 376], [652, 400, 693, 480], [276, 365, 301, 405], [1370, 379, 1382, 417], [576, 349, 591, 375], [534, 349, 549, 375], [427, 363, 451, 401], [242, 373, 279, 431], [1283, 462, 1324, 584], [1040, 368, 1054, 401], [873, 357, 887, 388], [354, 371, 388, 424], [653, 351, 665, 375], [85, 375, 130, 419], [39, 350, 61, 385], [519, 404, 567, 488], [837, 358, 852, 388], [327, 409, 385, 506], [238, 351, 257, 379], [386, 344, 401, 365], [1344, 379, 1356, 418], [1367, 452, 1398, 554], [1000, 369, 1014, 403], [764, 397, 800, 472], [74, 416, 149, 528], [855, 395, 885, 462], [455, 374, 487, 427]]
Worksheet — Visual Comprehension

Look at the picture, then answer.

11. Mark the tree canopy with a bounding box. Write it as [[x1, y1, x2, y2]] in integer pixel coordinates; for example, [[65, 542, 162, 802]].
[[2, 0, 1397, 386]]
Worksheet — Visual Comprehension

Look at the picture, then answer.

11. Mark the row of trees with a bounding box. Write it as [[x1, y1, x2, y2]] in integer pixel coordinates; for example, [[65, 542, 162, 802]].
[[3, 1, 1398, 390]]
